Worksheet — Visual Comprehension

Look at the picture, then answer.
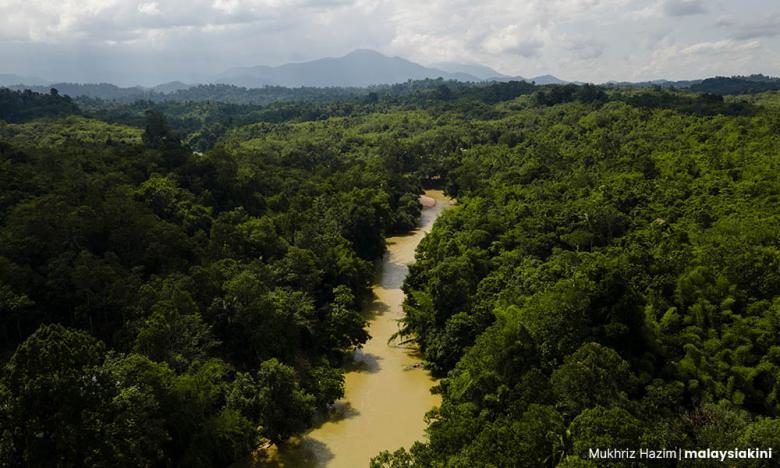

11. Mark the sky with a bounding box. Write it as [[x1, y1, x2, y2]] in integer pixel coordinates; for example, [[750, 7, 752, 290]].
[[0, 0, 778, 86]]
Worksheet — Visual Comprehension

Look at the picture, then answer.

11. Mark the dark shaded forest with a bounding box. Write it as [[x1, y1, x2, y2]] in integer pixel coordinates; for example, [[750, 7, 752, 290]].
[[2, 82, 780, 467], [691, 75, 780, 95], [607, 75, 780, 96]]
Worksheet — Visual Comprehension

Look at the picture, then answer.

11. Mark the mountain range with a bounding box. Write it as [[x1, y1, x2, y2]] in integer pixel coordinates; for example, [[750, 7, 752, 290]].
[[9, 49, 775, 96], [0, 73, 50, 87], [218, 49, 482, 87], [1, 50, 567, 90], [216, 50, 568, 87]]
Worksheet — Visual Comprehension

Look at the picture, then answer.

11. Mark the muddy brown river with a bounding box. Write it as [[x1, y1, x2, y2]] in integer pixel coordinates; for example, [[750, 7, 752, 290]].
[[259, 189, 452, 468]]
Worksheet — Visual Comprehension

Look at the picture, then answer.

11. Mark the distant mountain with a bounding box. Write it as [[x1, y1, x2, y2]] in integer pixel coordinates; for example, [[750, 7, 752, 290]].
[[216, 50, 482, 87], [690, 75, 780, 95], [0, 74, 49, 87], [485, 73, 568, 85], [603, 75, 780, 94], [0, 52, 571, 91], [9, 82, 152, 100], [530, 74, 568, 85], [604, 79, 702, 89], [8, 81, 195, 100], [151, 81, 193, 94], [429, 62, 510, 81]]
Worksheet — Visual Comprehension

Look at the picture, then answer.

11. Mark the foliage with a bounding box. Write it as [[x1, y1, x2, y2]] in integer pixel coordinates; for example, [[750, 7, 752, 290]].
[[691, 75, 780, 95], [385, 95, 780, 465], [0, 88, 423, 464], [0, 88, 80, 123], [3, 82, 780, 466]]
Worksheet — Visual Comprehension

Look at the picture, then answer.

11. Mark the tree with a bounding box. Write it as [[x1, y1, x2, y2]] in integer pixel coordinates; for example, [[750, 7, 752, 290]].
[[465, 405, 566, 467], [142, 110, 179, 149], [0, 282, 34, 344], [569, 407, 643, 466], [688, 402, 751, 451], [134, 282, 218, 371], [255, 358, 316, 443], [370, 448, 415, 468], [170, 359, 256, 467], [3, 324, 169, 467], [738, 418, 780, 467], [323, 285, 369, 351], [550, 342, 635, 416], [518, 278, 593, 369]]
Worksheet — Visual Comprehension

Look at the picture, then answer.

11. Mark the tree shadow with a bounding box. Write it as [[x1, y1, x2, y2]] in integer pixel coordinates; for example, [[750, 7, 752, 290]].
[[249, 437, 335, 468], [317, 401, 360, 425], [385, 228, 422, 242], [378, 260, 408, 289], [343, 350, 382, 374], [362, 294, 391, 321]]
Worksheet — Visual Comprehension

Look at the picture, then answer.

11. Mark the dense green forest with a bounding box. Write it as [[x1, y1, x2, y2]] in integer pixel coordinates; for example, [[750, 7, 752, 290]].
[[691, 75, 780, 95], [607, 75, 780, 96], [2, 82, 780, 466], [0, 87, 423, 466], [374, 91, 780, 466], [9, 79, 536, 107]]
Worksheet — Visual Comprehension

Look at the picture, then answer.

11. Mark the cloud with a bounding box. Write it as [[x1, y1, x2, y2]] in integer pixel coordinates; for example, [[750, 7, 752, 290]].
[[731, 13, 780, 40], [662, 0, 707, 17], [561, 36, 605, 59], [383, 0, 631, 65], [634, 35, 768, 81], [482, 25, 545, 57], [138, 2, 161, 16], [679, 39, 760, 55], [0, 0, 354, 44], [0, 0, 777, 85]]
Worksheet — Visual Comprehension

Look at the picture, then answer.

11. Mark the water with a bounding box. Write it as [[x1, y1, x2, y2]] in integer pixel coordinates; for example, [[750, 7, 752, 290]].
[[257, 190, 453, 468]]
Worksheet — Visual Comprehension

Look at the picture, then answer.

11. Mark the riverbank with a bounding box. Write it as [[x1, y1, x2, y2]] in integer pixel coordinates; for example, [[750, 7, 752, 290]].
[[258, 189, 453, 467]]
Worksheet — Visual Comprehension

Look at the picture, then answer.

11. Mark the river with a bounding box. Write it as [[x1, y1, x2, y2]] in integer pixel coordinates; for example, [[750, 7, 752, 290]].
[[259, 189, 453, 468]]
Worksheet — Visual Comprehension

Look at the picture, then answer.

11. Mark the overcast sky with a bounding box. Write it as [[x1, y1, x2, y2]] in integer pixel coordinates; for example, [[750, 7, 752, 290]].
[[0, 0, 778, 86]]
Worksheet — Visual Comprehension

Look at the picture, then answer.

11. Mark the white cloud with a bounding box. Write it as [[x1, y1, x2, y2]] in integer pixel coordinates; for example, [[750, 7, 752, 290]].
[[635, 36, 767, 80], [680, 39, 759, 55], [138, 2, 161, 15], [482, 25, 545, 57]]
